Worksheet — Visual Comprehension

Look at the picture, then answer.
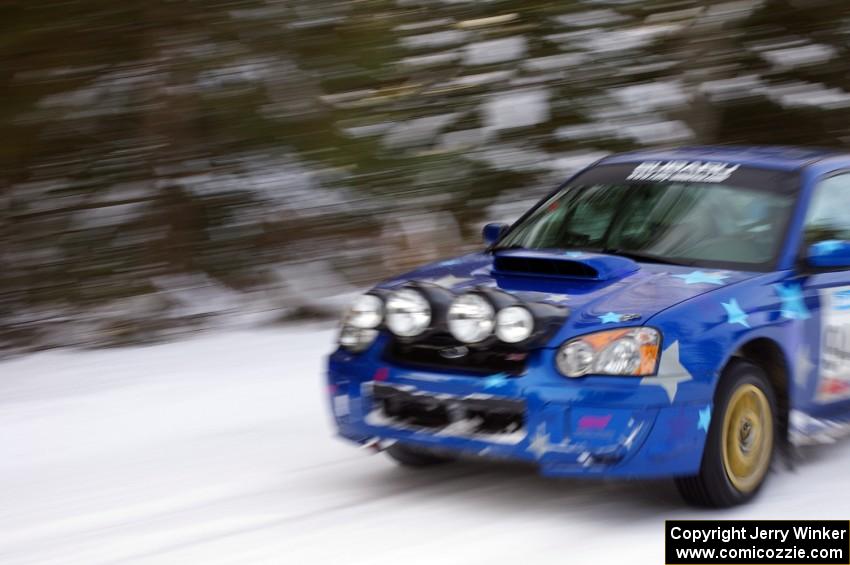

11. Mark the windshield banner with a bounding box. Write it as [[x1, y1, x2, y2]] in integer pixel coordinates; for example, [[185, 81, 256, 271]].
[[627, 161, 741, 183]]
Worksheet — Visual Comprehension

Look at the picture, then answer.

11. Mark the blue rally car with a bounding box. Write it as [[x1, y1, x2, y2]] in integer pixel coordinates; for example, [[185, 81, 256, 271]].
[[326, 146, 850, 507]]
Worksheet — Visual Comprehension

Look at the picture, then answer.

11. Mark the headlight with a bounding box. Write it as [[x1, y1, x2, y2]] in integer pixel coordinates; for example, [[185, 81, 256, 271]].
[[448, 293, 495, 343], [555, 328, 660, 377], [386, 288, 431, 337], [495, 306, 534, 343], [346, 294, 383, 329], [338, 326, 378, 353], [559, 339, 595, 376]]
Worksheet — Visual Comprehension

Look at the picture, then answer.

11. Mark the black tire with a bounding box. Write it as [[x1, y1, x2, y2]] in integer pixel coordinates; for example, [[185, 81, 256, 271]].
[[675, 359, 778, 507], [385, 443, 455, 467]]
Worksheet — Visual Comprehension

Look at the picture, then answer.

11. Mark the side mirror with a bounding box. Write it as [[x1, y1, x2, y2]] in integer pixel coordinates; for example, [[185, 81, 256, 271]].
[[806, 240, 850, 268], [482, 222, 508, 245]]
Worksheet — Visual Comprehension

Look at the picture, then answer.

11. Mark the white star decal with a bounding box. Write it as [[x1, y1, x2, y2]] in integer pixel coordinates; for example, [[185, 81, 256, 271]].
[[425, 274, 472, 289], [640, 340, 693, 403], [795, 344, 815, 389], [527, 423, 551, 459]]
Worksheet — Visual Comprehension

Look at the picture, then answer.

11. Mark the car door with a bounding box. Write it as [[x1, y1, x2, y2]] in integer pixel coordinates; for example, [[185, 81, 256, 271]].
[[800, 171, 850, 419]]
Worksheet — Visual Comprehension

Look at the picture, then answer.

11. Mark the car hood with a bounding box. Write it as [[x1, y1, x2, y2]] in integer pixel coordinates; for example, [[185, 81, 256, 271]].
[[377, 249, 758, 347]]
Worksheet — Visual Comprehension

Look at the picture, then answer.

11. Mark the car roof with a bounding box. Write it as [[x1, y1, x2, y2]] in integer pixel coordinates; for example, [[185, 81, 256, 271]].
[[599, 145, 849, 172]]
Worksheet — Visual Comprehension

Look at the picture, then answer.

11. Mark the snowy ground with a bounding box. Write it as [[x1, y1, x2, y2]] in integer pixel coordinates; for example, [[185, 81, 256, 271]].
[[2, 326, 850, 565]]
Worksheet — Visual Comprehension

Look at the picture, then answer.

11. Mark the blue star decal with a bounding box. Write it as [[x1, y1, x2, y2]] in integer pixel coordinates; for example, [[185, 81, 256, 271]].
[[774, 282, 811, 320], [698, 406, 711, 432], [598, 312, 622, 324], [722, 298, 750, 328], [673, 270, 730, 285], [482, 373, 510, 389]]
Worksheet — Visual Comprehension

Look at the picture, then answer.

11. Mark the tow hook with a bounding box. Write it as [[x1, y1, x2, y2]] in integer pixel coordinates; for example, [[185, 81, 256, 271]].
[[362, 437, 396, 453]]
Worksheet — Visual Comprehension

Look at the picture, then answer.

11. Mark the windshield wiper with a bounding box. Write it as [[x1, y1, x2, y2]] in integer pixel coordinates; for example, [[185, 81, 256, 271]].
[[492, 244, 527, 251], [600, 249, 693, 266]]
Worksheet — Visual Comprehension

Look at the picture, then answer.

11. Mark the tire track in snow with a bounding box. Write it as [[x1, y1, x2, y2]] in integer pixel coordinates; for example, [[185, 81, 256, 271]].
[[91, 466, 491, 565]]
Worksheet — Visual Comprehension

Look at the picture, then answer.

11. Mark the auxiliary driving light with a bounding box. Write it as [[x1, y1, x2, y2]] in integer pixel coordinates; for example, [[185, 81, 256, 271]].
[[385, 288, 432, 337], [346, 293, 383, 329], [495, 305, 534, 343], [448, 293, 495, 344]]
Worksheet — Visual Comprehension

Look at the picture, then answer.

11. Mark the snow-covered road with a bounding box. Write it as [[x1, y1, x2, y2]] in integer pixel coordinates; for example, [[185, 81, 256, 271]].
[[2, 326, 849, 565]]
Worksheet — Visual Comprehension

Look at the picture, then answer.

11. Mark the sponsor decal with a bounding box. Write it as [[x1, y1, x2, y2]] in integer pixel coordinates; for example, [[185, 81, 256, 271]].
[[439, 345, 469, 359], [834, 288, 850, 311], [817, 286, 850, 402], [332, 394, 350, 417], [577, 414, 612, 430], [627, 160, 740, 183], [373, 367, 389, 381], [820, 378, 850, 398]]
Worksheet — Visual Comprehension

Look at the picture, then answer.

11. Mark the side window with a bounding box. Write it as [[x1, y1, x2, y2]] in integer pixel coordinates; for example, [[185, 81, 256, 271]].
[[805, 173, 850, 246]]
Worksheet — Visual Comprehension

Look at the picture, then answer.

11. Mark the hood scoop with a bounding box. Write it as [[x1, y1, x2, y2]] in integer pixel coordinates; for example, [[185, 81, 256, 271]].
[[492, 249, 639, 282]]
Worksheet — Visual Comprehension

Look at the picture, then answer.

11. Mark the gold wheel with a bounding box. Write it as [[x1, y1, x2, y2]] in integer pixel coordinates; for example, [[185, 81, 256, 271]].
[[720, 383, 774, 493]]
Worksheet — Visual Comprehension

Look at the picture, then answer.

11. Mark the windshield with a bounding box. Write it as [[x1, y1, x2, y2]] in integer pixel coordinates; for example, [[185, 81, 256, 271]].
[[495, 163, 797, 270]]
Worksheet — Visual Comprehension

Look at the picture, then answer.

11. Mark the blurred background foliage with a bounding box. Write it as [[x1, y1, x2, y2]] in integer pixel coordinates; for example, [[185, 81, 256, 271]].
[[3, 0, 850, 352]]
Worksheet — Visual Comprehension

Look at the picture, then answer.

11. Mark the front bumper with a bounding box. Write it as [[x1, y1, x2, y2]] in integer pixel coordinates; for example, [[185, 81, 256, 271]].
[[327, 347, 711, 478]]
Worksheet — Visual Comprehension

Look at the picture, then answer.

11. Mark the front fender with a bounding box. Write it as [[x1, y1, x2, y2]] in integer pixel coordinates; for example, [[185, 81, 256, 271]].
[[645, 272, 803, 405]]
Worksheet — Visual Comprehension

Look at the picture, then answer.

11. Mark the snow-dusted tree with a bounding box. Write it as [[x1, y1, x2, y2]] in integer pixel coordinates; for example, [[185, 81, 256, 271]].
[[5, 0, 850, 351]]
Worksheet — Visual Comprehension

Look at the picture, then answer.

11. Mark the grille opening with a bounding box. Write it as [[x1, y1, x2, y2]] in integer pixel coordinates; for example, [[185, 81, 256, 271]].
[[494, 256, 599, 279], [381, 396, 450, 428], [374, 384, 525, 436], [467, 408, 523, 434]]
